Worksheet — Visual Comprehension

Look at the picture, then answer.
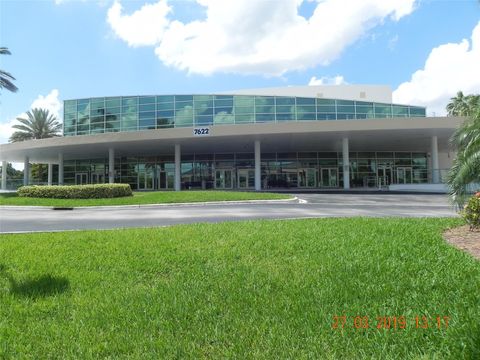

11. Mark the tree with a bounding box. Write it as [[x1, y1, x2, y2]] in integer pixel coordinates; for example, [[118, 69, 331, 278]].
[[9, 108, 62, 142], [0, 47, 18, 93], [447, 98, 480, 205], [446, 91, 479, 117]]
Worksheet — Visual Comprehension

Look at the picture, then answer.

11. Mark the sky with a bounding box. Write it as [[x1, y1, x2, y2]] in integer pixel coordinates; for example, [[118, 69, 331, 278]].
[[0, 0, 479, 145]]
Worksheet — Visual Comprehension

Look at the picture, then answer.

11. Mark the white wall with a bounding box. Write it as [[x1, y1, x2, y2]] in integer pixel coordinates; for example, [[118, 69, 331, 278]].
[[220, 85, 393, 103]]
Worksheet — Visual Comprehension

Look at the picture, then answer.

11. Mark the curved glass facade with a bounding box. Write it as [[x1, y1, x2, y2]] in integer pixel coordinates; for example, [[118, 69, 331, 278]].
[[63, 94, 426, 137]]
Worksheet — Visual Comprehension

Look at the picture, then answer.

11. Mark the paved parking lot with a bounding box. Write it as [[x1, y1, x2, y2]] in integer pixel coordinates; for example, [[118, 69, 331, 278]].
[[0, 193, 457, 233]]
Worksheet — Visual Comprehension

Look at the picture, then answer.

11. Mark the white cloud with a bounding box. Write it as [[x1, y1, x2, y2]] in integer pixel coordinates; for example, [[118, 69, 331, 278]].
[[107, 0, 172, 47], [107, 0, 416, 76], [0, 89, 62, 144], [308, 75, 347, 86], [393, 21, 480, 116]]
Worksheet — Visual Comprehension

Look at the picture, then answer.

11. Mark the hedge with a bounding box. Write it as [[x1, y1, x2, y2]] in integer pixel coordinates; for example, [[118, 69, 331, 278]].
[[463, 192, 480, 230], [17, 184, 133, 199]]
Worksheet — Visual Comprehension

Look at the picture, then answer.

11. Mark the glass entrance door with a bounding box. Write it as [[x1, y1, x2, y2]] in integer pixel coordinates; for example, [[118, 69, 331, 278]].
[[320, 168, 338, 187], [377, 166, 393, 186], [138, 168, 154, 190], [75, 173, 88, 185], [237, 169, 255, 189], [158, 171, 174, 190], [215, 169, 233, 189], [91, 173, 105, 184], [396, 167, 412, 184], [298, 168, 317, 188]]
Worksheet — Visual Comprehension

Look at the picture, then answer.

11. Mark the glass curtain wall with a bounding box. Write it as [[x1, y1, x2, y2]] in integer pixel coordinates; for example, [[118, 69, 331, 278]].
[[63, 96, 426, 137], [63, 152, 428, 190]]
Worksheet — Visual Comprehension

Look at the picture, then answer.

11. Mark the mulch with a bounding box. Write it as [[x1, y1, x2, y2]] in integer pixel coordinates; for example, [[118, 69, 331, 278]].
[[443, 225, 480, 260]]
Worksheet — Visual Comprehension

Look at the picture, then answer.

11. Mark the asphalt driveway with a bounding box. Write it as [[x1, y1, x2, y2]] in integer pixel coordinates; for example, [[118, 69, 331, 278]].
[[0, 193, 457, 233]]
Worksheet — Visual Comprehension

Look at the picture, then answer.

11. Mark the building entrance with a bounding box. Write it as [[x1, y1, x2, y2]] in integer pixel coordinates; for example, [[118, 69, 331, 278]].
[[396, 167, 413, 184], [75, 173, 88, 185], [320, 168, 338, 187], [91, 173, 105, 184], [237, 169, 255, 189], [298, 168, 316, 188], [215, 169, 233, 189]]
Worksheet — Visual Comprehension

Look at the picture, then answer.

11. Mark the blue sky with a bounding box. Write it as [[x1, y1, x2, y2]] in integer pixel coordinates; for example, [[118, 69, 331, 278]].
[[0, 0, 479, 143]]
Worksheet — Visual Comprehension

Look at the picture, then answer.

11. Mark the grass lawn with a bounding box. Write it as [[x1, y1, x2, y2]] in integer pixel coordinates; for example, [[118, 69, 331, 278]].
[[0, 190, 291, 207], [1, 218, 479, 359]]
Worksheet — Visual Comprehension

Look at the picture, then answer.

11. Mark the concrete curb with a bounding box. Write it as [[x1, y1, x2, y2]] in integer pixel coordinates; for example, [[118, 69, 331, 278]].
[[0, 196, 298, 211]]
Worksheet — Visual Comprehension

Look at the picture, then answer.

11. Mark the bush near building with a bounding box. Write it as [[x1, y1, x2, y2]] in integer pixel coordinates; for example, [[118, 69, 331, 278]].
[[463, 192, 480, 230], [17, 184, 132, 199]]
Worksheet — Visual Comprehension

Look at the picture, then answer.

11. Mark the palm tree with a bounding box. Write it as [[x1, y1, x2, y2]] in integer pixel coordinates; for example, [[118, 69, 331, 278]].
[[447, 106, 480, 205], [9, 108, 62, 142], [446, 91, 469, 116], [0, 47, 18, 93]]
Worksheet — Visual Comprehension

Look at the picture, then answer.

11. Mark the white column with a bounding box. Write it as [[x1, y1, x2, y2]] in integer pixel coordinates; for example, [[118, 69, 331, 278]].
[[108, 148, 115, 184], [23, 156, 29, 186], [342, 138, 350, 190], [174, 144, 181, 191], [431, 135, 439, 183], [254, 140, 261, 191], [58, 153, 64, 185], [1, 160, 7, 190], [47, 163, 53, 186]]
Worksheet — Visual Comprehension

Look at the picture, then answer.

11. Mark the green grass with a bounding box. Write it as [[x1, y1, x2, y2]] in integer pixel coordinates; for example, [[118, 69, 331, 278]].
[[0, 190, 290, 207], [1, 218, 479, 359]]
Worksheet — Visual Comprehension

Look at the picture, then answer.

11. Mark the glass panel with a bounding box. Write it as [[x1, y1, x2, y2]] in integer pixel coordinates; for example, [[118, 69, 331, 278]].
[[139, 96, 155, 104], [139, 111, 156, 119], [234, 106, 254, 115], [157, 102, 174, 110], [139, 103, 156, 112], [106, 98, 121, 108], [374, 104, 392, 118], [256, 114, 274, 122], [234, 96, 254, 107], [392, 105, 408, 117], [65, 100, 77, 112], [175, 116, 193, 127], [195, 115, 213, 126], [316, 99, 335, 105], [176, 95, 193, 102], [410, 107, 426, 116], [255, 96, 274, 105], [276, 113, 295, 121], [296, 97, 315, 105], [317, 105, 336, 113], [256, 105, 274, 113], [156, 95, 174, 103], [122, 97, 137, 106], [121, 113, 137, 130], [214, 112, 234, 124], [275, 97, 295, 105]]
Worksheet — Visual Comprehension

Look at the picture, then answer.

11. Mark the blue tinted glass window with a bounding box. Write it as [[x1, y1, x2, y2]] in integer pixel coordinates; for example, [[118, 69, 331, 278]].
[[195, 115, 213, 126], [157, 110, 174, 117], [214, 106, 233, 114], [409, 107, 426, 116], [175, 101, 193, 110], [156, 95, 174, 103], [296, 97, 315, 105], [194, 107, 213, 116], [297, 112, 316, 121], [276, 105, 294, 113], [317, 113, 336, 120], [139, 96, 155, 104], [255, 96, 274, 106], [157, 102, 174, 110], [316, 99, 335, 106], [214, 98, 233, 107], [256, 114, 274, 122], [276, 113, 295, 121], [256, 105, 274, 113], [275, 97, 295, 105], [235, 114, 254, 123], [234, 106, 254, 115], [106, 98, 121, 108], [122, 97, 137, 106], [234, 96, 254, 107], [176, 95, 193, 102], [139, 103, 156, 112], [139, 111, 156, 119]]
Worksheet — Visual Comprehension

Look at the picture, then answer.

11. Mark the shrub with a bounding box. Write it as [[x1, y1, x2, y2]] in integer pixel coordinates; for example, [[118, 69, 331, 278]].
[[462, 194, 480, 230], [17, 184, 133, 199]]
